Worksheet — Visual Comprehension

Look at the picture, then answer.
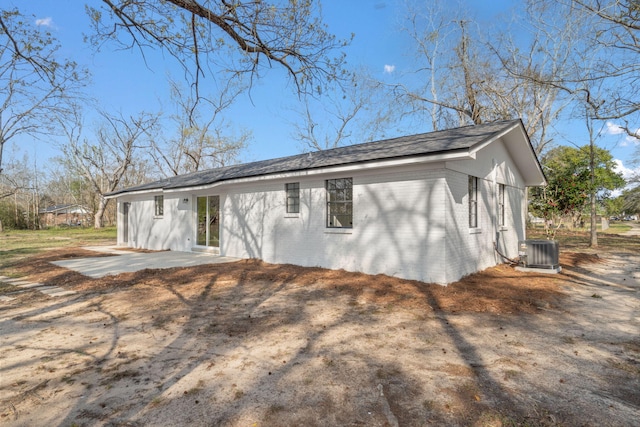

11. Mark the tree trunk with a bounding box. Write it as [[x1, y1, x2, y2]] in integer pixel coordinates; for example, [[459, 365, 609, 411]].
[[589, 124, 597, 248], [94, 197, 108, 229], [0, 137, 5, 175]]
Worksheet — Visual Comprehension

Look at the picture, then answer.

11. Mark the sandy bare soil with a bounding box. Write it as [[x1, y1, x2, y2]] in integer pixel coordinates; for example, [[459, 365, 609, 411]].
[[0, 247, 639, 426]]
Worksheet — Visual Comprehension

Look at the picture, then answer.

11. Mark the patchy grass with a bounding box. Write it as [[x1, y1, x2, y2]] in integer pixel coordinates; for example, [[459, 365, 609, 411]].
[[0, 227, 116, 267], [604, 222, 633, 234], [527, 226, 640, 253]]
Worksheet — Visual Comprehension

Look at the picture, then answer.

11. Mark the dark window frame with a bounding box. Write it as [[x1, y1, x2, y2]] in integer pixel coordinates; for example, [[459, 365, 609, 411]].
[[154, 195, 164, 217], [469, 176, 478, 228], [498, 183, 505, 227], [326, 178, 353, 228], [285, 182, 300, 214]]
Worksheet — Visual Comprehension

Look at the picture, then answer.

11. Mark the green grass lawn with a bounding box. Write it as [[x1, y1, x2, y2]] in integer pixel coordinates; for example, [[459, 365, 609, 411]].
[[603, 222, 632, 234], [0, 226, 117, 268], [528, 222, 639, 253]]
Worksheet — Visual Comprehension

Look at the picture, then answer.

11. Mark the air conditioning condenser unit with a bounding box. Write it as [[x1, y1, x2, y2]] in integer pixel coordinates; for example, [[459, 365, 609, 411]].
[[517, 240, 561, 272]]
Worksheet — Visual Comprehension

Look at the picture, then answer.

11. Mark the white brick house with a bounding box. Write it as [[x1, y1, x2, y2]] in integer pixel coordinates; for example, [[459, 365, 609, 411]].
[[107, 120, 545, 285]]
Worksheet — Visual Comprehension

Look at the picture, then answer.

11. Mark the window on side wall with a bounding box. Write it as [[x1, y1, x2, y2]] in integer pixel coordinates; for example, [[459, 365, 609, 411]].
[[285, 182, 300, 213], [469, 176, 478, 228], [326, 178, 353, 228], [154, 195, 164, 217], [498, 183, 505, 227]]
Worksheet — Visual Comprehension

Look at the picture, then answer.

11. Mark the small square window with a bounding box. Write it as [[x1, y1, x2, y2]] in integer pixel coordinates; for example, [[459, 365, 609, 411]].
[[285, 182, 300, 213], [154, 195, 164, 217]]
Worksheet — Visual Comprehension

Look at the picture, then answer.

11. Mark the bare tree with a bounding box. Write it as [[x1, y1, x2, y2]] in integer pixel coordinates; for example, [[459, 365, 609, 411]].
[[0, 8, 86, 174], [520, 0, 640, 138], [387, 1, 516, 130], [291, 71, 391, 151], [489, 2, 581, 155], [386, 1, 572, 155], [400, 1, 456, 131], [62, 111, 159, 228], [555, 0, 640, 129], [389, 6, 491, 130], [0, 153, 37, 231], [149, 80, 249, 177], [87, 0, 351, 101]]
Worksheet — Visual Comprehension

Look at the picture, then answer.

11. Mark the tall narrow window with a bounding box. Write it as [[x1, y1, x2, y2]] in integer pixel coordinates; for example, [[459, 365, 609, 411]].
[[468, 176, 478, 228], [285, 182, 300, 213], [326, 178, 353, 228], [154, 195, 164, 217], [498, 183, 505, 226]]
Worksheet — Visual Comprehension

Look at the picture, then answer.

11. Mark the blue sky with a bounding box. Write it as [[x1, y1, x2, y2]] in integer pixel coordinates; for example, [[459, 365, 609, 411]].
[[6, 0, 639, 182]]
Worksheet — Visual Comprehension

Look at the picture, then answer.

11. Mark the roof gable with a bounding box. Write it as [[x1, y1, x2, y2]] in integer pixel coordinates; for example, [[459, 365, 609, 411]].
[[108, 119, 544, 197]]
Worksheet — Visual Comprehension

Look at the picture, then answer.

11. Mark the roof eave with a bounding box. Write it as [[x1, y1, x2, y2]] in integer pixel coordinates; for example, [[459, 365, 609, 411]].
[[114, 150, 474, 197], [470, 120, 546, 187]]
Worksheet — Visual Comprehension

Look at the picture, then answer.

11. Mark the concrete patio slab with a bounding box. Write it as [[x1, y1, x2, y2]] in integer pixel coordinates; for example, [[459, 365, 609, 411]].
[[0, 277, 77, 299], [51, 247, 241, 278], [2, 279, 32, 286], [16, 282, 51, 289], [41, 289, 77, 297]]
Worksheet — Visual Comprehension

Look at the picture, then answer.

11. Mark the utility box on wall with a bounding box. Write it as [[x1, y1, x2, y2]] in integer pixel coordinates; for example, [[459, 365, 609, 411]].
[[518, 240, 560, 271]]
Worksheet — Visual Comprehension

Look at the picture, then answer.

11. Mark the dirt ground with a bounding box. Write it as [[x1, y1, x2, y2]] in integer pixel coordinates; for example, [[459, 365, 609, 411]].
[[0, 245, 639, 426]]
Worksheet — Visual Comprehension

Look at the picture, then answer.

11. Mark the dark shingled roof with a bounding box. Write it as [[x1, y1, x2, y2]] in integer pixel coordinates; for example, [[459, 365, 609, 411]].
[[108, 119, 525, 196], [39, 204, 87, 213]]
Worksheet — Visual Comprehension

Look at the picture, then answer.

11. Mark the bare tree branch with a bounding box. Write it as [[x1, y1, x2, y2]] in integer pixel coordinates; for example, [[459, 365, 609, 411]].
[[61, 110, 159, 228], [147, 78, 248, 176], [0, 8, 87, 174], [88, 0, 351, 100]]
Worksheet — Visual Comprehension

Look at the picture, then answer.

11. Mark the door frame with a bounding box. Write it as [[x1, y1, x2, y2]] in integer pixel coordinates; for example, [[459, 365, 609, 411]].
[[195, 195, 220, 248]]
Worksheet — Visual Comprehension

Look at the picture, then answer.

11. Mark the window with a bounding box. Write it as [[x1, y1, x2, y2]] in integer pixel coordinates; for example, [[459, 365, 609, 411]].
[[468, 176, 478, 228], [326, 178, 352, 228], [285, 182, 300, 213], [154, 195, 164, 217], [498, 183, 505, 227]]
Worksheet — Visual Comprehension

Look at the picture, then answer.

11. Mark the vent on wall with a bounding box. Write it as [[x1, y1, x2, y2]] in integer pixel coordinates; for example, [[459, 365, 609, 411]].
[[518, 240, 560, 269]]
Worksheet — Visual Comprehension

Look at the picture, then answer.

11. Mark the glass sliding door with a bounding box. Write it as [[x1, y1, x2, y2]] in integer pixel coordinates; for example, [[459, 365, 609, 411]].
[[196, 195, 220, 247], [209, 196, 220, 247]]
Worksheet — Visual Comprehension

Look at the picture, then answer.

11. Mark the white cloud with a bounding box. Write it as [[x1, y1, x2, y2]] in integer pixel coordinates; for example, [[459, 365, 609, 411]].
[[383, 64, 395, 74], [35, 17, 53, 27], [614, 159, 639, 181], [605, 121, 625, 135], [605, 121, 639, 146]]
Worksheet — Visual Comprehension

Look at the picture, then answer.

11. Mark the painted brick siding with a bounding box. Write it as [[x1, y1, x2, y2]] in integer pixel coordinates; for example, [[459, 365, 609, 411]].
[[444, 137, 527, 282], [445, 169, 478, 282], [353, 168, 448, 283], [221, 164, 450, 283], [120, 194, 193, 251]]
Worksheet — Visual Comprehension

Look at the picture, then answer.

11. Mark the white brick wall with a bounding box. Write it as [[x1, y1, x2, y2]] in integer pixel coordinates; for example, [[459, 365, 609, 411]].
[[118, 193, 193, 251], [444, 137, 527, 282], [221, 164, 450, 283]]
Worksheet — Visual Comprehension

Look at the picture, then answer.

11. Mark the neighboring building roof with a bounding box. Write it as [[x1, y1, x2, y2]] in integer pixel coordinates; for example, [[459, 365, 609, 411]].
[[108, 119, 545, 197], [39, 204, 89, 214]]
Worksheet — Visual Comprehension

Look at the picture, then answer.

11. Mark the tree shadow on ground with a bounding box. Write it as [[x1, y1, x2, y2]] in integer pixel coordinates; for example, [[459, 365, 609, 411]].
[[1, 248, 639, 426]]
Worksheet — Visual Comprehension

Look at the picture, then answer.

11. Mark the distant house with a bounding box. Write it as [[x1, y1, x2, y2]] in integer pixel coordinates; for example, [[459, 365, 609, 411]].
[[106, 120, 546, 285], [39, 204, 90, 227]]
